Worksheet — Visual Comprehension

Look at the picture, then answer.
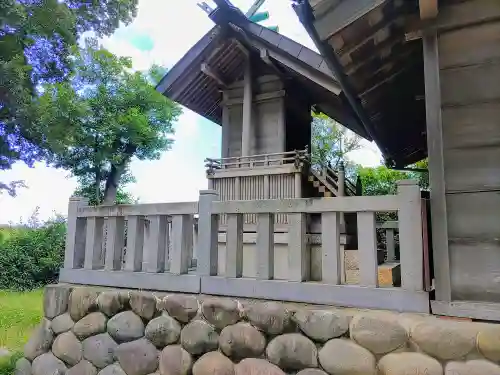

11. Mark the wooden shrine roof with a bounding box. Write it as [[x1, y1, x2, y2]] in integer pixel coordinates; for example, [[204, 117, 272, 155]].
[[156, 6, 369, 139]]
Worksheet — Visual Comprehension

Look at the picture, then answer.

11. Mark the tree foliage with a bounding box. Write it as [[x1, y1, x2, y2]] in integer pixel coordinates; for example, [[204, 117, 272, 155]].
[[0, 210, 66, 291], [29, 42, 181, 204], [310, 113, 361, 178], [311, 114, 429, 195], [357, 160, 429, 197], [0, 0, 139, 194]]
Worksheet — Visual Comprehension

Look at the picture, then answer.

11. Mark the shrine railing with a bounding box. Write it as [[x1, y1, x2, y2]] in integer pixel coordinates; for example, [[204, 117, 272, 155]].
[[205, 149, 309, 173], [60, 180, 429, 313]]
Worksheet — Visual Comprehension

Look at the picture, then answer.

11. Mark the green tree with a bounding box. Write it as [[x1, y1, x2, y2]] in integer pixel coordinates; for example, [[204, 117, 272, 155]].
[[0, 0, 139, 194], [357, 160, 429, 197], [311, 113, 361, 178], [413, 158, 429, 190], [73, 168, 138, 206], [29, 42, 182, 205], [356, 165, 409, 196]]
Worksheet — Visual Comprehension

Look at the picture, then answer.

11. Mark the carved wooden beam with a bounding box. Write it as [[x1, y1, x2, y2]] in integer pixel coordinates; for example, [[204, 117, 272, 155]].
[[419, 0, 438, 20], [201, 63, 228, 88], [260, 49, 283, 76]]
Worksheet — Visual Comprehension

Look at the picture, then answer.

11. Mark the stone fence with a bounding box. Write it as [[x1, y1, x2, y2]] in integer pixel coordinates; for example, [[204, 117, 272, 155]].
[[17, 285, 500, 375], [60, 179, 429, 313]]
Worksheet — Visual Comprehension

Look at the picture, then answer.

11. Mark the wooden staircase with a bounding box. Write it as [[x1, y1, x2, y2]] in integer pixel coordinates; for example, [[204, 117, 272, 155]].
[[306, 164, 360, 250], [307, 165, 358, 198]]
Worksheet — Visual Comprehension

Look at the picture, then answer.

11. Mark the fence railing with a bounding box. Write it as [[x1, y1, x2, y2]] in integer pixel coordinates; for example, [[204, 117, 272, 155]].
[[61, 200, 200, 293], [60, 180, 429, 313], [205, 149, 309, 173]]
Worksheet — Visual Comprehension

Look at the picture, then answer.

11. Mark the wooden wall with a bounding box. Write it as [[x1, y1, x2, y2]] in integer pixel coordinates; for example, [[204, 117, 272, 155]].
[[438, 1, 500, 302], [221, 75, 286, 158]]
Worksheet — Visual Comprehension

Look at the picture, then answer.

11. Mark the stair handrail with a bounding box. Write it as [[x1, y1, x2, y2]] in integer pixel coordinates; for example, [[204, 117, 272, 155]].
[[322, 164, 355, 196]]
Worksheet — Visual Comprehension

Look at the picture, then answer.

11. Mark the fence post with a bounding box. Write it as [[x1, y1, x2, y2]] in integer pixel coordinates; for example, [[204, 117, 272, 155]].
[[84, 217, 104, 270], [397, 180, 423, 291], [338, 163, 345, 197], [386, 228, 396, 262], [143, 215, 168, 273], [64, 197, 89, 269], [338, 163, 346, 227], [288, 213, 308, 281], [192, 218, 198, 266], [170, 214, 194, 275], [124, 216, 145, 272], [197, 190, 219, 276]]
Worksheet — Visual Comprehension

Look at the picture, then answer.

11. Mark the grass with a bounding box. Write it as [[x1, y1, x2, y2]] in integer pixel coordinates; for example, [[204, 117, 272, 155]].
[[0, 289, 44, 375], [0, 289, 44, 351]]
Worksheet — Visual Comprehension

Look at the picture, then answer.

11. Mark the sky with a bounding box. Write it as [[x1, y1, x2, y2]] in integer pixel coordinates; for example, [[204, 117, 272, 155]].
[[0, 0, 382, 224]]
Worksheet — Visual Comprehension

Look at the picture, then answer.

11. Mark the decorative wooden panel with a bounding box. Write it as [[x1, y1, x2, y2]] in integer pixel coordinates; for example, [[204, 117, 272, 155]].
[[212, 173, 296, 226]]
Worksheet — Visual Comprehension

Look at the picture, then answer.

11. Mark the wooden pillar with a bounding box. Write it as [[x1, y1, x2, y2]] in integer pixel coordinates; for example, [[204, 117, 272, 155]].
[[423, 30, 451, 301], [294, 172, 302, 198], [197, 190, 219, 276], [221, 93, 230, 158], [338, 164, 346, 228], [242, 60, 253, 157]]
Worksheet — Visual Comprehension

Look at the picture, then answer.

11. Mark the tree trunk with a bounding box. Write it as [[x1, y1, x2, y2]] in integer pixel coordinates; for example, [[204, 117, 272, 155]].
[[103, 162, 126, 205], [103, 144, 136, 205]]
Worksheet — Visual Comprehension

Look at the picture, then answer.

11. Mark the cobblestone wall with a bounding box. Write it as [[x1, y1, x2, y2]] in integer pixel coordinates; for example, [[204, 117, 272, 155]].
[[16, 285, 500, 375]]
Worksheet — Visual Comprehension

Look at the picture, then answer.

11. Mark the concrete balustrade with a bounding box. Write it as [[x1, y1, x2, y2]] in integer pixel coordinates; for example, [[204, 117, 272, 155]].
[[59, 180, 428, 313]]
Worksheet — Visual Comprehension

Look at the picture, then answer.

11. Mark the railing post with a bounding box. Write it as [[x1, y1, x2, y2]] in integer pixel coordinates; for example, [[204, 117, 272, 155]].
[[338, 163, 346, 228], [357, 212, 379, 287], [105, 216, 125, 271], [143, 215, 168, 273], [338, 164, 345, 197], [170, 214, 194, 274], [322, 212, 341, 284], [192, 218, 198, 266], [84, 217, 105, 270], [294, 172, 302, 198], [397, 180, 424, 291], [256, 213, 274, 280], [64, 197, 89, 269], [124, 216, 145, 272], [288, 213, 309, 281], [197, 190, 219, 276], [225, 213, 243, 277], [386, 228, 396, 262]]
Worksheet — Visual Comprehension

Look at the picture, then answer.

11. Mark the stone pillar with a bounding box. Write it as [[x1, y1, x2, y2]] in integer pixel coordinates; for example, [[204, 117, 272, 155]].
[[64, 196, 89, 269], [241, 60, 253, 157]]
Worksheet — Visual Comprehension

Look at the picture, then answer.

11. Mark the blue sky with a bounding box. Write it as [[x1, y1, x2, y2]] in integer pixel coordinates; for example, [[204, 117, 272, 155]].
[[0, 0, 381, 224]]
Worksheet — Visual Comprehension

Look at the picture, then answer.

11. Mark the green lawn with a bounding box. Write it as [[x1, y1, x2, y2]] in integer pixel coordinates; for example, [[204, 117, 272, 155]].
[[0, 289, 43, 374], [0, 289, 44, 352]]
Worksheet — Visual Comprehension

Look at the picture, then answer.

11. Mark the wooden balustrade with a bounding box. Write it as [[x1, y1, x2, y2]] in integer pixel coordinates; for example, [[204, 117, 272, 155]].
[[60, 201, 200, 293], [197, 179, 428, 312], [205, 149, 309, 171], [60, 180, 429, 313]]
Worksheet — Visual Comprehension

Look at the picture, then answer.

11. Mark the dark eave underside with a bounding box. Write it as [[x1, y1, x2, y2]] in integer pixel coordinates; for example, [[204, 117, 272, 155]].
[[308, 0, 427, 166]]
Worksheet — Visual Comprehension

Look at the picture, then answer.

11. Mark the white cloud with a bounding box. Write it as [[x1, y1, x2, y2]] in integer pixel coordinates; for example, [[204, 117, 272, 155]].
[[0, 0, 381, 224]]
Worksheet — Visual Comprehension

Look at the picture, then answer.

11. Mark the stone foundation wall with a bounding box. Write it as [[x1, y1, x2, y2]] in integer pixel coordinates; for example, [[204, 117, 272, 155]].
[[16, 285, 500, 375]]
